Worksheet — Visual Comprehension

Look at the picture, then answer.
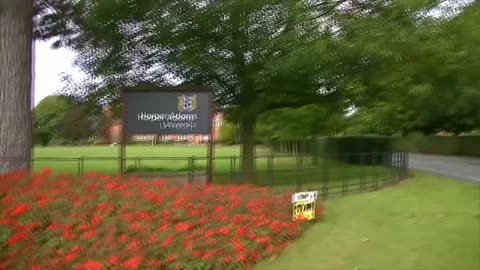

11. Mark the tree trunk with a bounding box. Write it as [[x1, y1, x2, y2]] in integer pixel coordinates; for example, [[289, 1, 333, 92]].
[[240, 115, 256, 181], [0, 0, 34, 174]]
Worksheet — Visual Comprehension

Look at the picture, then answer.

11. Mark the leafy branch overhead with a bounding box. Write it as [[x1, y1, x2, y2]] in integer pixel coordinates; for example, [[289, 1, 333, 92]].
[[31, 0, 480, 166]]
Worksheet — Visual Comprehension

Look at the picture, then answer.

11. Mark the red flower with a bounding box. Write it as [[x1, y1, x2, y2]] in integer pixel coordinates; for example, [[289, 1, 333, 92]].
[[166, 255, 177, 263], [236, 226, 248, 235], [11, 203, 29, 216], [205, 229, 215, 238], [202, 252, 212, 260], [105, 182, 116, 189], [0, 170, 322, 269], [223, 256, 233, 264], [7, 232, 27, 245], [162, 210, 171, 218], [162, 235, 174, 247], [119, 234, 128, 243], [78, 223, 89, 231], [82, 230, 96, 239], [217, 227, 230, 235], [237, 253, 247, 263], [137, 210, 152, 220], [121, 257, 141, 269], [41, 167, 52, 176], [128, 238, 141, 250], [172, 197, 186, 207], [37, 195, 49, 207], [189, 208, 200, 216], [91, 216, 102, 226], [192, 251, 202, 258], [96, 202, 108, 210], [71, 245, 82, 253], [148, 233, 157, 244], [159, 223, 169, 232], [108, 254, 120, 265], [65, 252, 77, 262], [62, 230, 76, 240], [174, 222, 190, 232]]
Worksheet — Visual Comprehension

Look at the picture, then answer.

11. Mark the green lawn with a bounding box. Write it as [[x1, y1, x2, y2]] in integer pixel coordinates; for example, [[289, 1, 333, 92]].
[[255, 171, 480, 270], [32, 145, 397, 188]]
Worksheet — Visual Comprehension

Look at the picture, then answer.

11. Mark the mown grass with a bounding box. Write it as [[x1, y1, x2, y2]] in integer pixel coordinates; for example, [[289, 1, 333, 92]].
[[255, 171, 480, 270], [33, 145, 397, 188]]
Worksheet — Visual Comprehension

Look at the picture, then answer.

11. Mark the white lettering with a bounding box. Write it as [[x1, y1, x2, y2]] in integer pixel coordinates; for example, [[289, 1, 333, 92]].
[[137, 112, 198, 123]]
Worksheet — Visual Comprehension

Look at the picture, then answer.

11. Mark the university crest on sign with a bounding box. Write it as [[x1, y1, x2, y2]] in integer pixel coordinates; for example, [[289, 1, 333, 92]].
[[178, 95, 198, 112]]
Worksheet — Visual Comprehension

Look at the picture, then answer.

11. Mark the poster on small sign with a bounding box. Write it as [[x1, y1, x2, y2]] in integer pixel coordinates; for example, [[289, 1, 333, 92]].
[[291, 191, 318, 221]]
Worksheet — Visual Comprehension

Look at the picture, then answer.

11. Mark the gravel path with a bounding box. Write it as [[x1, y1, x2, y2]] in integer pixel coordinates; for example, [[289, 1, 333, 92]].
[[408, 153, 480, 184]]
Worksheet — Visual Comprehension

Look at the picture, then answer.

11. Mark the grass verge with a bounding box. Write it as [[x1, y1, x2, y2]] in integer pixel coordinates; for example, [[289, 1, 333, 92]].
[[255, 171, 480, 270]]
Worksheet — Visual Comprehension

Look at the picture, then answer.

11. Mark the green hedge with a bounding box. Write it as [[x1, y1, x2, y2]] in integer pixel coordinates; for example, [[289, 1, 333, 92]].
[[392, 135, 480, 157], [270, 136, 394, 165], [319, 136, 393, 165]]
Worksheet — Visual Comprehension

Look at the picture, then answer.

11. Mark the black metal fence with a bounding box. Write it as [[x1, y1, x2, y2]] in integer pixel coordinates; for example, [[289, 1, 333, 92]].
[[1, 152, 408, 199]]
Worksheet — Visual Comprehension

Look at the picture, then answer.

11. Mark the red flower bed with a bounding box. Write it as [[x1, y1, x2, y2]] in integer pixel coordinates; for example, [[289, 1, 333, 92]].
[[0, 169, 323, 269]]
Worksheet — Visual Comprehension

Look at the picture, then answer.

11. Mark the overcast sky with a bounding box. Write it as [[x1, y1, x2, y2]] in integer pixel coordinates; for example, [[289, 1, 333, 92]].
[[33, 41, 85, 106]]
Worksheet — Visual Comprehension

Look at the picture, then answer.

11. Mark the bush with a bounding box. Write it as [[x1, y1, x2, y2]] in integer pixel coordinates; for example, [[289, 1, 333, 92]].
[[318, 136, 393, 165], [33, 128, 52, 146], [0, 169, 322, 269], [393, 135, 480, 157], [219, 122, 240, 145]]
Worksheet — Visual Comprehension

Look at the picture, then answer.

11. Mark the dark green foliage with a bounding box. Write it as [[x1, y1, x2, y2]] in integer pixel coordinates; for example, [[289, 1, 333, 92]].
[[393, 135, 480, 157], [319, 136, 393, 165], [56, 104, 107, 145], [339, 2, 480, 136], [219, 122, 239, 145], [33, 128, 52, 146], [33, 95, 76, 145]]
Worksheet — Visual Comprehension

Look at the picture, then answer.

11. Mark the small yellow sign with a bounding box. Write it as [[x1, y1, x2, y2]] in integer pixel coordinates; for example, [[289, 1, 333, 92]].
[[291, 191, 318, 221]]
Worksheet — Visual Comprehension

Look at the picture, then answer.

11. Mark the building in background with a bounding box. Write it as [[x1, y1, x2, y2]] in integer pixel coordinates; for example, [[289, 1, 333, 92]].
[[106, 112, 223, 144]]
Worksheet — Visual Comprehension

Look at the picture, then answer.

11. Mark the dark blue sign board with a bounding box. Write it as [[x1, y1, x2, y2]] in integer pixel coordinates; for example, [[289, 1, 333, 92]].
[[123, 88, 213, 135], [119, 86, 215, 183]]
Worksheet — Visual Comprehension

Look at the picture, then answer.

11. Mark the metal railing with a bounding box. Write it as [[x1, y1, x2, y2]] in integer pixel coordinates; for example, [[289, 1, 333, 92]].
[[1, 152, 408, 199]]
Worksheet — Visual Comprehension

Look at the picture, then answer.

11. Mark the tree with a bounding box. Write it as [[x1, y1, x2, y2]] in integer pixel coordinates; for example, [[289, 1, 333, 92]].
[[33, 128, 52, 146], [0, 0, 35, 174], [55, 0, 342, 177], [56, 103, 106, 144], [219, 122, 239, 145], [329, 0, 480, 136], [33, 95, 76, 144]]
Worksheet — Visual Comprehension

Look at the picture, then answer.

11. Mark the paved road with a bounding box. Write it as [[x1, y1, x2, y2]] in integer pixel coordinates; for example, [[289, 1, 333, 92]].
[[408, 153, 480, 184]]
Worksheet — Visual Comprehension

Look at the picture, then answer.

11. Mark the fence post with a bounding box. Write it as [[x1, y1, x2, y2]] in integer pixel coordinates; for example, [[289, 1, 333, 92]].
[[360, 153, 366, 192], [382, 152, 388, 186], [188, 156, 194, 183], [192, 156, 196, 183], [322, 153, 329, 200], [373, 152, 378, 190], [138, 157, 142, 175], [80, 156, 84, 176], [230, 156, 234, 180], [404, 152, 409, 179], [296, 152, 304, 191], [77, 158, 81, 176], [232, 155, 237, 182], [342, 153, 348, 196], [267, 154, 274, 187]]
